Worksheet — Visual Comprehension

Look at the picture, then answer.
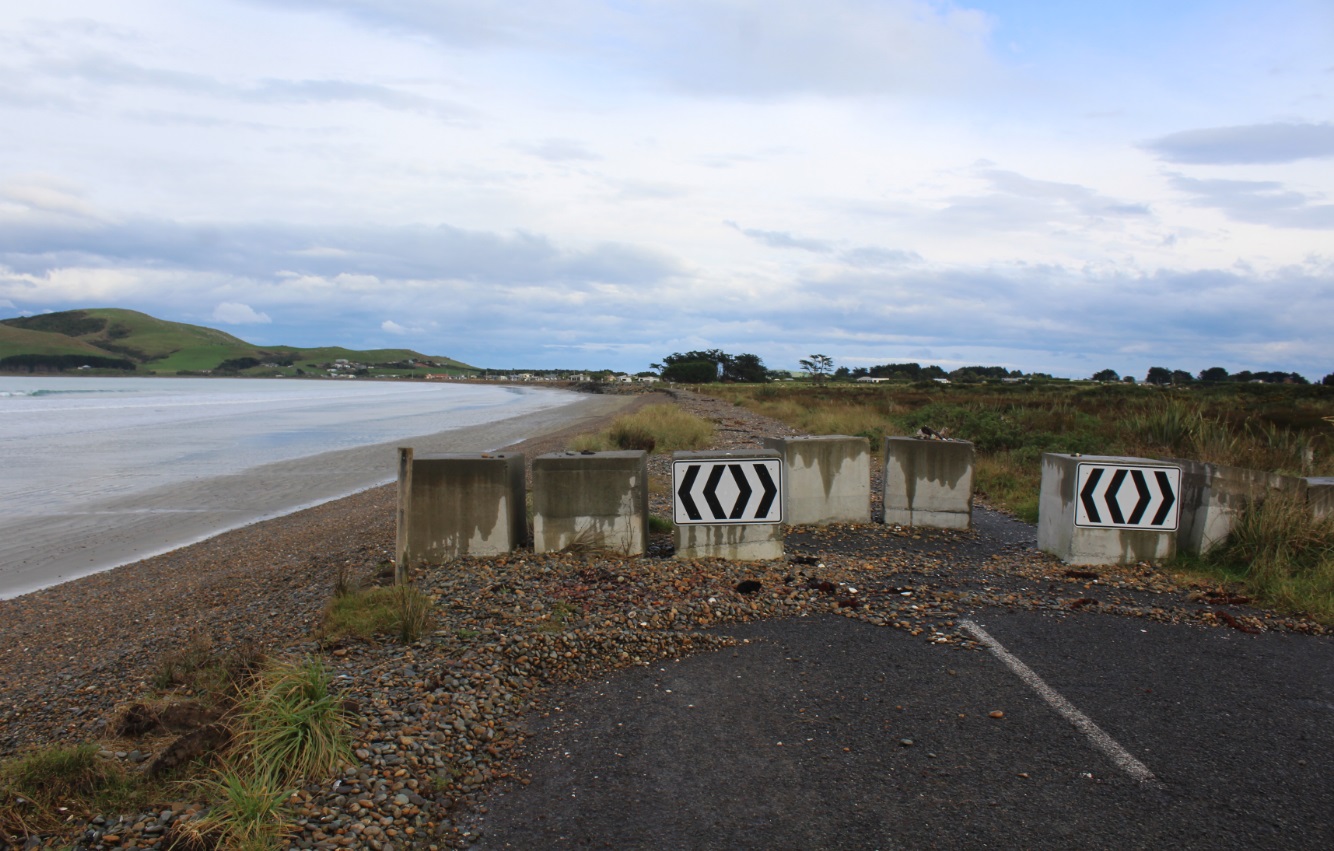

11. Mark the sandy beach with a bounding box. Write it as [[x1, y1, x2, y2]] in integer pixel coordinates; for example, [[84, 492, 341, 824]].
[[0, 391, 637, 599]]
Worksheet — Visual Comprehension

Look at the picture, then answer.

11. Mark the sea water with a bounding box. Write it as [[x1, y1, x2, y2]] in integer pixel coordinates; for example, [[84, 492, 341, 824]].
[[0, 376, 576, 516]]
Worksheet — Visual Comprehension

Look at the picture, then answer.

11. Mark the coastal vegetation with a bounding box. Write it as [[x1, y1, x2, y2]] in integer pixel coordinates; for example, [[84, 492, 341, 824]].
[[568, 400, 714, 453], [702, 380, 1334, 621]]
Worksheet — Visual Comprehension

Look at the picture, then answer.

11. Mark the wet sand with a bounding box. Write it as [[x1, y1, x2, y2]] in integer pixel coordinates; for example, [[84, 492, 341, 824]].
[[0, 392, 637, 599]]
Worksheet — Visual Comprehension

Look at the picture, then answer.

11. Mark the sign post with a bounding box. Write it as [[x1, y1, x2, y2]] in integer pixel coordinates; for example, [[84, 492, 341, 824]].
[[671, 451, 785, 560]]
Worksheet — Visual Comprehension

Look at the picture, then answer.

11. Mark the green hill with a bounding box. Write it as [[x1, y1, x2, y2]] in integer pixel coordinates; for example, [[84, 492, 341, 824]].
[[0, 308, 478, 377]]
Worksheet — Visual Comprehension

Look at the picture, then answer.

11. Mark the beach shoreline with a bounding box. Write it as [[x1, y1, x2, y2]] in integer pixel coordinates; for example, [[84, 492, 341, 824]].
[[0, 390, 646, 755], [0, 390, 638, 600]]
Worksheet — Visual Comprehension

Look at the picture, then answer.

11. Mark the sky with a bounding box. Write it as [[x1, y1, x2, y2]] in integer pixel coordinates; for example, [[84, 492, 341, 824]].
[[1, 0, 1332, 379]]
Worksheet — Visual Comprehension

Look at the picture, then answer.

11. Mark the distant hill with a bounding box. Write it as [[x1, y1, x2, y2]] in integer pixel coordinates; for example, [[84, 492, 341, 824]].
[[0, 308, 478, 377]]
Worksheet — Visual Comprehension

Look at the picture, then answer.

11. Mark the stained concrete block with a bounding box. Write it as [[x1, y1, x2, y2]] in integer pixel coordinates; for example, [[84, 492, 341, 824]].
[[396, 449, 526, 565], [761, 435, 870, 525], [672, 450, 784, 560], [532, 451, 648, 555], [1308, 478, 1334, 520], [881, 437, 974, 530], [674, 523, 784, 561], [1038, 453, 1176, 565], [1169, 458, 1307, 555]]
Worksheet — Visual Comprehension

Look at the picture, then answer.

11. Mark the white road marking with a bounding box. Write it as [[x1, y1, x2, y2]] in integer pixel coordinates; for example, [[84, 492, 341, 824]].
[[960, 619, 1160, 786]]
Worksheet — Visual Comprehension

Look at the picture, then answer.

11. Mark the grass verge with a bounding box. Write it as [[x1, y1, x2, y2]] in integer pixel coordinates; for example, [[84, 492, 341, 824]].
[[569, 402, 713, 453], [321, 584, 434, 644], [1175, 492, 1334, 624], [0, 744, 143, 840]]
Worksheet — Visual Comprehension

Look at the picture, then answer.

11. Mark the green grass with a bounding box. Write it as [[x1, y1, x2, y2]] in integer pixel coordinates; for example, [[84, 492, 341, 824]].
[[569, 402, 714, 453], [186, 766, 291, 851], [321, 584, 434, 644], [239, 657, 354, 783], [1177, 492, 1334, 624], [0, 744, 143, 839]]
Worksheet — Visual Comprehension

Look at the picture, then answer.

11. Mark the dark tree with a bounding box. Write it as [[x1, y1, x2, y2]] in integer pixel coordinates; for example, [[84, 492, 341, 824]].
[[1145, 366, 1172, 385], [1091, 368, 1120, 382], [661, 360, 718, 383], [1198, 366, 1229, 383], [1323, 372, 1334, 387], [1170, 369, 1194, 385]]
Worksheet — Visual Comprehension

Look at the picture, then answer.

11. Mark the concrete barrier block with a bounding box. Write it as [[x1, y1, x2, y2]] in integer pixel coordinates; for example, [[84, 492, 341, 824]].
[[672, 450, 784, 560], [881, 437, 974, 530], [1308, 477, 1334, 520], [674, 523, 784, 561], [1170, 458, 1307, 555], [761, 435, 870, 525], [532, 451, 648, 555], [396, 450, 526, 564], [1038, 453, 1177, 565]]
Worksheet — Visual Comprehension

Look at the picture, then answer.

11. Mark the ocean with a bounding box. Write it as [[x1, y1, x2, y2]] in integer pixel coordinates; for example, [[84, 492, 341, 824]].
[[0, 377, 583, 597], [0, 376, 575, 516]]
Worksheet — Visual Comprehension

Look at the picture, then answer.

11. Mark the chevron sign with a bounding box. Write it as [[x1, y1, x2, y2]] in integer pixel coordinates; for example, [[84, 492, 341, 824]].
[[673, 459, 783, 525], [1075, 462, 1181, 531]]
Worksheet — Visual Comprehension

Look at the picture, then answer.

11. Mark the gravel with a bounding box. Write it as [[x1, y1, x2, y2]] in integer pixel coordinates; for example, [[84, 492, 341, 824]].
[[1, 388, 1326, 850]]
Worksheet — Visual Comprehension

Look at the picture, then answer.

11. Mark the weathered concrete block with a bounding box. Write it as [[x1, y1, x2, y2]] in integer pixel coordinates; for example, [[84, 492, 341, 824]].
[[674, 523, 784, 561], [1038, 453, 1176, 565], [1308, 477, 1334, 520], [1169, 458, 1307, 555], [761, 435, 870, 525], [672, 450, 784, 560], [396, 449, 526, 565], [881, 437, 974, 530], [532, 451, 648, 555]]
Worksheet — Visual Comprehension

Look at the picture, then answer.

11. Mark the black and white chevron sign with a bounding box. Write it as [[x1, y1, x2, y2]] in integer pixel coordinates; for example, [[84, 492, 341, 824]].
[[1074, 462, 1181, 531], [673, 459, 783, 525]]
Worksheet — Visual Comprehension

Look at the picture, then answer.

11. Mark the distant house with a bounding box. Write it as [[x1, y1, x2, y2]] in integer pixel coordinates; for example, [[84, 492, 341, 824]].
[[856, 377, 889, 383]]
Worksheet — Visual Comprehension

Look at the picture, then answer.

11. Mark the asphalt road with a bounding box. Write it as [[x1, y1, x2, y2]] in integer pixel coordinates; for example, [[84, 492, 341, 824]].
[[471, 610, 1333, 850]]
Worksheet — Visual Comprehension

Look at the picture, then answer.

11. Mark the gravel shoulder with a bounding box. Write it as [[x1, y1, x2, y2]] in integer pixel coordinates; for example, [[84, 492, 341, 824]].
[[1, 388, 1329, 850]]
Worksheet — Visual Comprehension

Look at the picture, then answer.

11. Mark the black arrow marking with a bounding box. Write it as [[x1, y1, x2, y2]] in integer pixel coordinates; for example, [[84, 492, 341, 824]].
[[676, 464, 701, 520], [1152, 470, 1176, 526], [1127, 469, 1151, 525], [703, 464, 728, 520], [1080, 467, 1104, 524], [755, 463, 778, 519], [1105, 469, 1128, 525], [728, 464, 752, 519]]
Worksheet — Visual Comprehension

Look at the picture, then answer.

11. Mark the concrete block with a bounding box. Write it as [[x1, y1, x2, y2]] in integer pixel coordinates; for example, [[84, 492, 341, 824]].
[[674, 523, 784, 561], [1038, 453, 1176, 565], [881, 437, 975, 530], [532, 451, 648, 555], [761, 435, 870, 525], [1169, 458, 1307, 555], [1307, 478, 1334, 520], [396, 449, 526, 565], [672, 450, 784, 560]]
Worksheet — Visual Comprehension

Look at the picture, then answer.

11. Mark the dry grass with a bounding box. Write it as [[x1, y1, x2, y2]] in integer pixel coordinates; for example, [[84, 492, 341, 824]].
[[568, 402, 713, 454]]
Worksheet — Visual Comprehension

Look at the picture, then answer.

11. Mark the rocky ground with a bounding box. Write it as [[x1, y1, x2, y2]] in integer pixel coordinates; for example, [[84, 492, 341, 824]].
[[1, 390, 1327, 850]]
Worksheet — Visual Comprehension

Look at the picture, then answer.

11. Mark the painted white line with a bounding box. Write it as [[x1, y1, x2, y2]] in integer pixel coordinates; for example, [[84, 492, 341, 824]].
[[960, 619, 1160, 786]]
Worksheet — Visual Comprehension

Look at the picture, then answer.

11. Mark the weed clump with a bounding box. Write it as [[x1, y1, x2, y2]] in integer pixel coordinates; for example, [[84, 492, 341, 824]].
[[568, 402, 713, 454], [322, 584, 434, 644]]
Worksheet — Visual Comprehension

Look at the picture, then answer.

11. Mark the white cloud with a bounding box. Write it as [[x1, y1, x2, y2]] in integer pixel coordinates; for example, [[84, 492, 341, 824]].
[[211, 302, 272, 324], [381, 319, 407, 334]]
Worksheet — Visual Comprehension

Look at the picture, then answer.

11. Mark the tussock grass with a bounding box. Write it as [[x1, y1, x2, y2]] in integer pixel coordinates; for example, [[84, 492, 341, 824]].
[[184, 766, 290, 851], [239, 657, 354, 784], [152, 634, 266, 701], [568, 402, 713, 454], [321, 584, 434, 644]]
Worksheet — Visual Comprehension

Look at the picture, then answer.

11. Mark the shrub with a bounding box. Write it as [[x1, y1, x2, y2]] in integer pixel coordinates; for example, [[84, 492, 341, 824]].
[[239, 657, 354, 783]]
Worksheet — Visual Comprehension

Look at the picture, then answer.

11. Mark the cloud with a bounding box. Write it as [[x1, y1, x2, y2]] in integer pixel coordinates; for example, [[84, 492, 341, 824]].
[[1143, 122, 1334, 165], [1165, 174, 1334, 229], [0, 217, 684, 285], [250, 0, 999, 98], [381, 319, 406, 334], [211, 302, 272, 324], [724, 221, 832, 252], [521, 138, 601, 162]]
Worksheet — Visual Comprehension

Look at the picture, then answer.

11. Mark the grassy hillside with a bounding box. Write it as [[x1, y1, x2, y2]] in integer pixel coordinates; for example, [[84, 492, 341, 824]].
[[0, 308, 477, 376]]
